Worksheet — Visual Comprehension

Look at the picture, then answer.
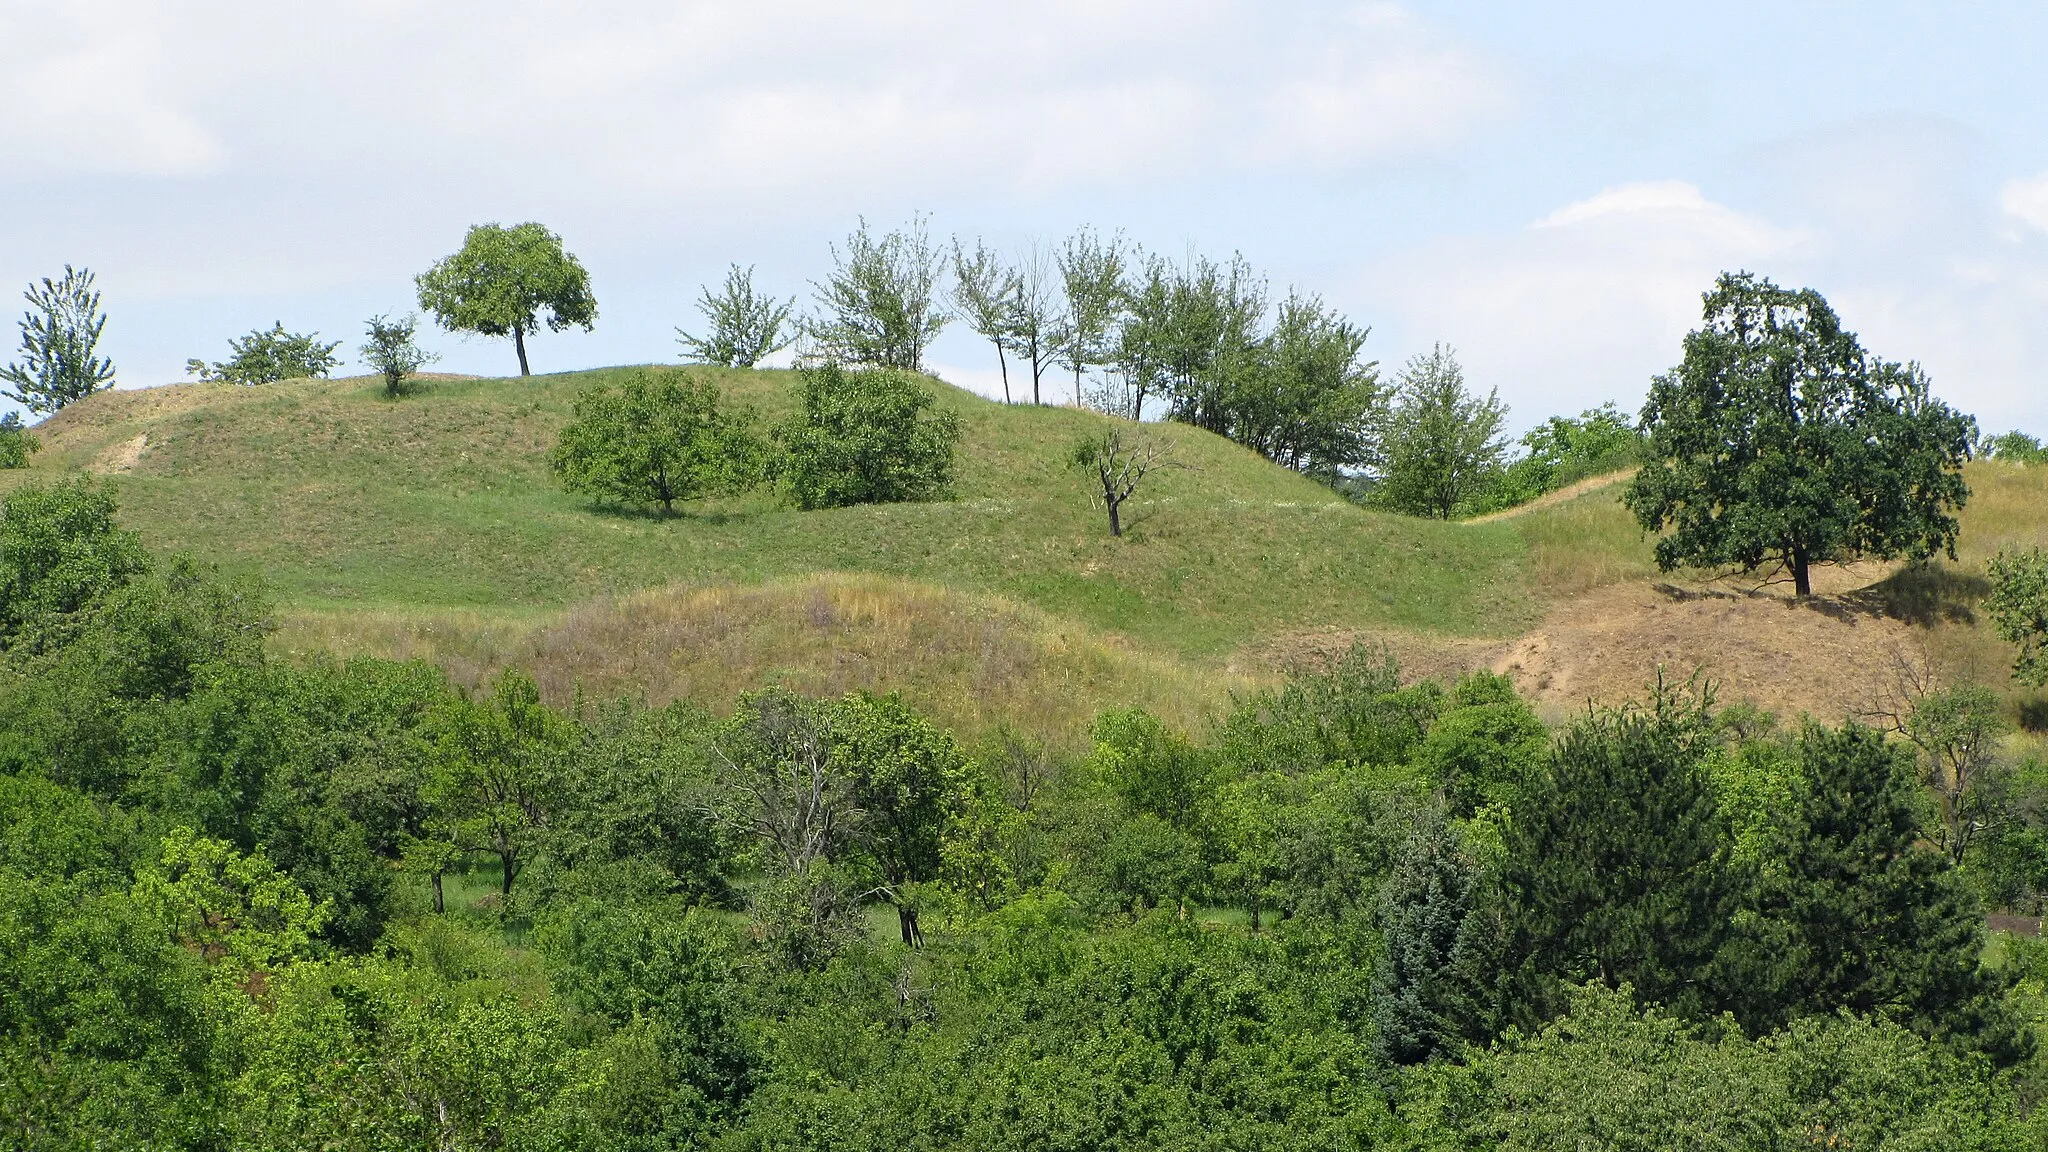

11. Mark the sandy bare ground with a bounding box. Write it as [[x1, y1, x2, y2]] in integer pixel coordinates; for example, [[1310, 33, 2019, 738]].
[[1243, 561, 1938, 725]]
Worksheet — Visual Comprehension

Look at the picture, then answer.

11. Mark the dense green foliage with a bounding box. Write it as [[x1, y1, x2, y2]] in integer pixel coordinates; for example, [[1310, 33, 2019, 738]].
[[773, 365, 962, 510], [1372, 345, 1508, 519], [549, 371, 765, 514], [1, 265, 114, 415], [0, 412, 37, 468], [1990, 547, 2048, 685], [1625, 271, 1976, 596], [186, 322, 342, 386], [417, 221, 597, 376], [0, 472, 2039, 1147], [678, 264, 795, 369], [1983, 429, 2048, 465]]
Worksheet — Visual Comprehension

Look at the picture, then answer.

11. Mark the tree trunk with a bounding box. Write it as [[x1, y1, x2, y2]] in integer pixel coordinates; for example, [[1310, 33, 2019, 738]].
[[513, 326, 531, 376], [1791, 544, 1812, 598], [1107, 496, 1123, 537], [897, 904, 921, 947], [996, 346, 1011, 404], [499, 853, 516, 898], [431, 871, 445, 915]]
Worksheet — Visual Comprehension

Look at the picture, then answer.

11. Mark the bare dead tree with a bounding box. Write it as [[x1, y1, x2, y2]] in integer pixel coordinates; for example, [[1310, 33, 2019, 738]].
[[702, 691, 861, 875], [1071, 425, 1183, 537]]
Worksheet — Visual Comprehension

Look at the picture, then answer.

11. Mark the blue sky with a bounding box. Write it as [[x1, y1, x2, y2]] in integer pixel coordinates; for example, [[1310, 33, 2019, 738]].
[[4, 1, 2045, 433]]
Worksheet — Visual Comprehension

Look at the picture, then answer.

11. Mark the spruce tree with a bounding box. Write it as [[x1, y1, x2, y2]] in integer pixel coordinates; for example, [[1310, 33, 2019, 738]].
[[1742, 723, 2025, 1061], [1372, 810, 1486, 1063], [1494, 692, 1736, 1028]]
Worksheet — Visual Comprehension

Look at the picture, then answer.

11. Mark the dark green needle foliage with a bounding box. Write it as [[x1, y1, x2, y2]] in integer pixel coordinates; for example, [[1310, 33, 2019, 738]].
[[772, 364, 961, 510], [1373, 811, 1487, 1064], [1625, 271, 1975, 597], [550, 370, 765, 515], [416, 221, 596, 376], [187, 322, 342, 385], [1492, 686, 1737, 1029], [1, 265, 115, 415], [1740, 723, 2024, 1060]]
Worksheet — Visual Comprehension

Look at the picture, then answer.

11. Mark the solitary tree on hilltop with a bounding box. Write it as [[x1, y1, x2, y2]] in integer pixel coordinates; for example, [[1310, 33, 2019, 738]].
[[1375, 344, 1506, 519], [416, 222, 596, 376], [1624, 272, 1974, 597], [2, 266, 115, 415]]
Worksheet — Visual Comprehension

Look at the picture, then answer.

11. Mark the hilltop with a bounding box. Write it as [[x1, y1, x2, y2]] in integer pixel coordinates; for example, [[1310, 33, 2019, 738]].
[[12, 366, 2048, 742]]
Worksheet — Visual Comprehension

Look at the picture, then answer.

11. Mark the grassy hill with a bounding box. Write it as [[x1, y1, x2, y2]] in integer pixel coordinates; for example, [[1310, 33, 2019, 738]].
[[15, 366, 2048, 744], [16, 367, 1547, 652]]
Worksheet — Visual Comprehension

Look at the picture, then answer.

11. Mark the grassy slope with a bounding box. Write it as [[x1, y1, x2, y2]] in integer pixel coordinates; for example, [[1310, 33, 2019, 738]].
[[19, 367, 1537, 659]]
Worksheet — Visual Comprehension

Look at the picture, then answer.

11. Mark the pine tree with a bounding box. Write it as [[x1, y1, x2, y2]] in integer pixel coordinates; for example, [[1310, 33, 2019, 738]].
[[1741, 723, 2026, 1061], [1494, 690, 1736, 1029]]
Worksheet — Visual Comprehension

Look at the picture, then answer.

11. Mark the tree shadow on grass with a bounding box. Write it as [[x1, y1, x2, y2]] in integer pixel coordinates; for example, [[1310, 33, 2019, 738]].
[[1840, 563, 1988, 627], [580, 501, 762, 527]]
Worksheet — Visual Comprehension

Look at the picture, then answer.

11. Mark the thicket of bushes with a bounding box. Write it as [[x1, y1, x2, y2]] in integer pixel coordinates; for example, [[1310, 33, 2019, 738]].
[[3, 477, 2044, 1149]]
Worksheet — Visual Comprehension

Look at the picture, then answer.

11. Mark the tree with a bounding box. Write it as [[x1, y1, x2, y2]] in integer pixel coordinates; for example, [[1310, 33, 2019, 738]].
[[0, 476, 149, 645], [1739, 723, 2020, 1059], [0, 413, 37, 469], [549, 371, 764, 514], [677, 264, 795, 368], [1153, 252, 1266, 436], [1989, 547, 2048, 685], [1007, 245, 1063, 405], [1233, 289, 1381, 479], [359, 313, 436, 397], [1624, 272, 1975, 597], [1493, 687, 1737, 1029], [827, 691, 973, 946], [949, 238, 1021, 403], [1373, 811, 1485, 1064], [415, 221, 596, 376], [805, 215, 947, 370], [1, 265, 114, 415], [1055, 227, 1128, 407], [1070, 424, 1179, 537], [425, 671, 573, 901], [1374, 344, 1507, 519], [1981, 429, 2048, 464], [186, 322, 342, 385], [773, 364, 961, 510]]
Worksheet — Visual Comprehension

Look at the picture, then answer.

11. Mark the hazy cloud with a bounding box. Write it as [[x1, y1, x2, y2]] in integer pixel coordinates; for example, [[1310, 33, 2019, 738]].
[[2002, 172, 2048, 233]]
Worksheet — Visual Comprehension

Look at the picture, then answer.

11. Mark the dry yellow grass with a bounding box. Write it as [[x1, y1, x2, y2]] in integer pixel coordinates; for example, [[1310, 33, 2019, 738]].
[[275, 573, 1259, 750]]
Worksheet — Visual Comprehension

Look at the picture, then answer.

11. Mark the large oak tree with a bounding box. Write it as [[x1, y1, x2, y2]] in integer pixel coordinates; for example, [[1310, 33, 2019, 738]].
[[1624, 272, 1974, 597]]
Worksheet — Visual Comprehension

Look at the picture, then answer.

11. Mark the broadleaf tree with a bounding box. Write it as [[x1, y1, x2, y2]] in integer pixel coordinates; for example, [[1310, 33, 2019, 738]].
[[549, 371, 764, 515], [677, 264, 795, 368], [1374, 344, 1508, 519], [1989, 547, 2048, 685], [805, 215, 947, 371], [1055, 226, 1128, 408], [415, 222, 597, 376], [949, 238, 1021, 403], [772, 365, 960, 510], [1, 266, 114, 415], [187, 322, 342, 385], [1623, 272, 1975, 597], [359, 313, 437, 397]]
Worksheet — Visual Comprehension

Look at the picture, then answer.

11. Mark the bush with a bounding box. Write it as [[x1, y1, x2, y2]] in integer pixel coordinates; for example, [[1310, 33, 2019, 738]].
[[187, 322, 341, 385], [773, 364, 960, 509], [1983, 430, 2048, 464], [550, 371, 764, 514], [0, 412, 37, 468], [360, 313, 436, 397]]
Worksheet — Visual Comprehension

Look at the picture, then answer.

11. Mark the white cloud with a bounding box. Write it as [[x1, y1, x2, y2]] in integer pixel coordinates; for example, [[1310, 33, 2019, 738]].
[[2001, 172, 2048, 233], [1365, 182, 1808, 420]]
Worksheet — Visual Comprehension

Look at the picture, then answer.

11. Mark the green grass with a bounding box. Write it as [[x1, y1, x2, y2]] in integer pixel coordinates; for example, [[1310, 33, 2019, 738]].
[[19, 366, 1543, 661]]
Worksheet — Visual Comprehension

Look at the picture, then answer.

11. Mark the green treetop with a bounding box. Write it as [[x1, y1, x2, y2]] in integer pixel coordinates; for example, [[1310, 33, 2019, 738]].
[[416, 222, 596, 376]]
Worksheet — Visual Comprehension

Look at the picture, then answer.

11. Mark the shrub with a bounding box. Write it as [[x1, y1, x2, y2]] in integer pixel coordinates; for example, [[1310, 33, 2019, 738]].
[[0, 412, 37, 469], [187, 322, 342, 385], [360, 313, 437, 397], [550, 371, 764, 515], [773, 364, 960, 510]]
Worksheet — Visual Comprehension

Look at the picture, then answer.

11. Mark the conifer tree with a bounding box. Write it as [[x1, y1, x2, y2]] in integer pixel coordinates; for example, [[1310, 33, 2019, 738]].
[[1373, 811, 1486, 1063], [1493, 689, 1735, 1028], [1741, 723, 2025, 1061]]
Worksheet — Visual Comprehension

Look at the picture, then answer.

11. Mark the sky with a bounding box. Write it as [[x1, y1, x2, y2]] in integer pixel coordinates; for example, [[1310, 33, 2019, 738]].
[[4, 1, 2046, 434]]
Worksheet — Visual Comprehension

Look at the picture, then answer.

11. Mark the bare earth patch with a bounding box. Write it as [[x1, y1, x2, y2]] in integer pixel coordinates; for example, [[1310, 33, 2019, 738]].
[[91, 433, 148, 473]]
